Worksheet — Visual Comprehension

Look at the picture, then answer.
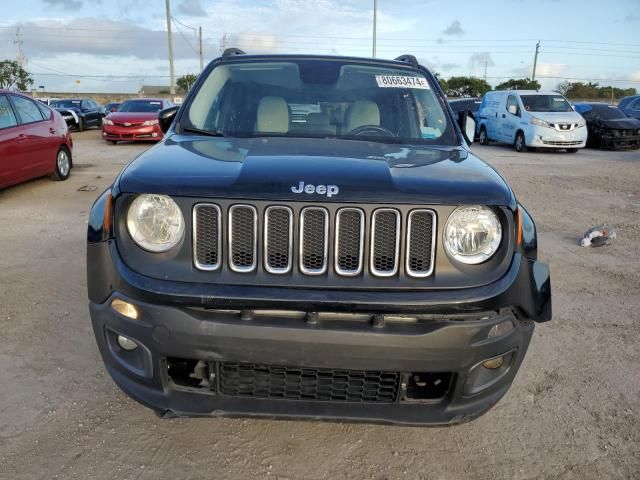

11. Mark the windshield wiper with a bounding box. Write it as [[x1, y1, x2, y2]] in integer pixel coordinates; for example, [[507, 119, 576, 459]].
[[182, 126, 225, 137]]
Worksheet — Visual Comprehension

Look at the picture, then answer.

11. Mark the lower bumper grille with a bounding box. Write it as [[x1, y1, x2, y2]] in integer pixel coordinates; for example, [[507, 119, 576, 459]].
[[218, 362, 401, 403]]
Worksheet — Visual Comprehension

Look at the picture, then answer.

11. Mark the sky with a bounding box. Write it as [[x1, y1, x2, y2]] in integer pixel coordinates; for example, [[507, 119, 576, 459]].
[[0, 0, 639, 93]]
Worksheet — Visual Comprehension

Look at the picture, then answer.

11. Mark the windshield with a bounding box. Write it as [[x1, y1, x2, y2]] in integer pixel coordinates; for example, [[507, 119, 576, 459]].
[[51, 100, 81, 108], [521, 94, 573, 113], [118, 100, 164, 113], [184, 59, 455, 145]]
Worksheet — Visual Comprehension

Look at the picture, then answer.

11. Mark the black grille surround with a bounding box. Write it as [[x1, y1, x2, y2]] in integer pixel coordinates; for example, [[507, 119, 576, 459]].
[[218, 362, 401, 403], [193, 201, 438, 282]]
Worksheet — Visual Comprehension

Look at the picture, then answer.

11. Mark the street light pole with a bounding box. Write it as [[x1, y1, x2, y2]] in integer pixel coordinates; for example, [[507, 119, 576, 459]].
[[165, 0, 176, 95], [372, 0, 377, 58], [199, 26, 204, 72]]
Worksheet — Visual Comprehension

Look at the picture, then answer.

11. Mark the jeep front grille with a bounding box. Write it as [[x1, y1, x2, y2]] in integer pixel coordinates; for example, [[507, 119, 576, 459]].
[[228, 205, 257, 272], [193, 203, 436, 279]]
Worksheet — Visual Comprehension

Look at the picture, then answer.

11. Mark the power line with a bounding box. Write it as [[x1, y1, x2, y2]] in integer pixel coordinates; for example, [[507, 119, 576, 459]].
[[171, 16, 199, 55]]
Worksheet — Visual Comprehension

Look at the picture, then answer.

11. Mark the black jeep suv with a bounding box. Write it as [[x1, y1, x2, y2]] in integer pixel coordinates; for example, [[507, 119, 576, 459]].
[[87, 50, 551, 425]]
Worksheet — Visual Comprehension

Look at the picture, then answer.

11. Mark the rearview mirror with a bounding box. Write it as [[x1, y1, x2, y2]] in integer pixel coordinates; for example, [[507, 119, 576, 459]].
[[158, 106, 179, 134], [456, 111, 476, 145]]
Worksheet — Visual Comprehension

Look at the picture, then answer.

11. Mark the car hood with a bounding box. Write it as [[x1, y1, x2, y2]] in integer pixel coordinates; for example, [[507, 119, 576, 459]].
[[595, 117, 640, 129], [108, 112, 158, 122], [118, 135, 515, 206], [528, 111, 583, 124]]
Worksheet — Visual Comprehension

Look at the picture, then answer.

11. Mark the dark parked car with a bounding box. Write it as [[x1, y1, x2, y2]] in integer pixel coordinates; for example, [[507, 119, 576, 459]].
[[50, 98, 104, 131], [574, 102, 640, 150], [618, 95, 640, 120], [87, 50, 551, 425], [448, 97, 482, 118], [0, 90, 73, 189], [103, 102, 121, 114]]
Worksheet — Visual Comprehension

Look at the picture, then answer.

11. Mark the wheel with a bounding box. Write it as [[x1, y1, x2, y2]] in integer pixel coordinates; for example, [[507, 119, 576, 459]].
[[566, 148, 578, 153], [479, 126, 489, 145], [76, 118, 85, 132], [52, 147, 71, 181], [514, 131, 527, 152], [111, 141, 118, 145]]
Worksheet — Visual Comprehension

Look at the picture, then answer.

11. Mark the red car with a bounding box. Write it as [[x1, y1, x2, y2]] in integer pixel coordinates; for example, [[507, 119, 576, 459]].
[[102, 98, 173, 144], [0, 90, 73, 190]]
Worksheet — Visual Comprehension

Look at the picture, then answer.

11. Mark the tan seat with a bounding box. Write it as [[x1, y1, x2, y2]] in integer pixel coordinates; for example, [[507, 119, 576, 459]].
[[344, 100, 380, 133], [256, 96, 289, 134]]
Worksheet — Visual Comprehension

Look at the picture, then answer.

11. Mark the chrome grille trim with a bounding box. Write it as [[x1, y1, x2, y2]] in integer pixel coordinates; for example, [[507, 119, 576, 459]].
[[406, 209, 436, 278], [370, 208, 401, 277], [264, 206, 293, 274], [228, 204, 258, 273], [193, 203, 222, 271], [334, 208, 365, 276], [299, 207, 329, 275]]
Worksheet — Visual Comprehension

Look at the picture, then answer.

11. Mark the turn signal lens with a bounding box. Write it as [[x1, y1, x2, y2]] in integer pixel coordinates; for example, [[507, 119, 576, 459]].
[[482, 356, 505, 369], [111, 299, 139, 320]]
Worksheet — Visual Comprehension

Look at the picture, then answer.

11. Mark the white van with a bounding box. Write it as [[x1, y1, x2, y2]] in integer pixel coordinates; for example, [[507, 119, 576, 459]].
[[477, 90, 587, 152]]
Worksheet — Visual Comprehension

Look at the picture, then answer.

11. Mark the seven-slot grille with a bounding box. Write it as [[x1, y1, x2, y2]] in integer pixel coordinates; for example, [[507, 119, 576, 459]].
[[218, 362, 401, 403], [193, 203, 436, 278]]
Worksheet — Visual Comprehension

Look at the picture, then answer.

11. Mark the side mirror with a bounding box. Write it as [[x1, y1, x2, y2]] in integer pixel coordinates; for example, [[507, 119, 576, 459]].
[[457, 111, 476, 145], [508, 104, 518, 115], [159, 106, 179, 134]]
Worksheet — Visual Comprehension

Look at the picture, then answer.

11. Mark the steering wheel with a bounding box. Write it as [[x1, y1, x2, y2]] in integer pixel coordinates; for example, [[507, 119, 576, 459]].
[[347, 125, 395, 137]]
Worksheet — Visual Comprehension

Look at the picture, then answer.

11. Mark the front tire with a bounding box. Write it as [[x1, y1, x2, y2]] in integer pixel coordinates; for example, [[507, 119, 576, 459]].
[[479, 126, 489, 145], [52, 147, 71, 181], [566, 148, 578, 153], [514, 131, 527, 152]]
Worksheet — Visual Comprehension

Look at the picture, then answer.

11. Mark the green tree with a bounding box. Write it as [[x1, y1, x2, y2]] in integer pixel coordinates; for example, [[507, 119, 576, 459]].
[[495, 78, 541, 91], [558, 81, 637, 100], [177, 73, 198, 92], [433, 72, 448, 93], [0, 60, 33, 90], [445, 76, 492, 98]]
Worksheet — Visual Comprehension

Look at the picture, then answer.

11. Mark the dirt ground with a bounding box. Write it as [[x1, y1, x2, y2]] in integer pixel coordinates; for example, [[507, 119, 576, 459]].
[[0, 130, 638, 480]]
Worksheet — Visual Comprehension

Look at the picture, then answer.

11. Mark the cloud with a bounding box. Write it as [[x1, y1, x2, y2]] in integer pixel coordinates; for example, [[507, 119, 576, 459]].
[[0, 18, 213, 61], [177, 0, 207, 17], [630, 71, 640, 82], [42, 0, 84, 9], [442, 20, 464, 36], [468, 52, 494, 73], [535, 63, 567, 77], [440, 63, 459, 72], [624, 14, 639, 22]]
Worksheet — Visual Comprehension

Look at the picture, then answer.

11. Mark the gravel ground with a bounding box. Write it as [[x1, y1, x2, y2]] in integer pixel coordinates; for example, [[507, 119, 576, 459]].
[[0, 130, 638, 480]]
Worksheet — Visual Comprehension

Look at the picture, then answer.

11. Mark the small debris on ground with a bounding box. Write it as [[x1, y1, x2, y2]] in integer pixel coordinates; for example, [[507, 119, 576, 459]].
[[77, 185, 97, 192], [580, 225, 616, 247]]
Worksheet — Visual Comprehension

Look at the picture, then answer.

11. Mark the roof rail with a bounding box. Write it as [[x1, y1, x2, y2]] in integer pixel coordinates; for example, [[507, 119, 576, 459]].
[[222, 47, 246, 57], [394, 54, 419, 67]]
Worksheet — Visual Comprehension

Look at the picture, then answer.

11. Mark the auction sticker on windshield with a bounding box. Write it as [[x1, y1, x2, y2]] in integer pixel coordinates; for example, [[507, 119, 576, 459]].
[[375, 75, 429, 89]]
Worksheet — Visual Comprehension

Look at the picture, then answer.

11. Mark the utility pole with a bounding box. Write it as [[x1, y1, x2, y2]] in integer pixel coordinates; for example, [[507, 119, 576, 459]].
[[372, 0, 377, 58], [198, 26, 204, 72], [483, 61, 488, 82], [14, 27, 26, 67], [165, 0, 176, 95], [531, 40, 540, 82], [220, 33, 228, 53]]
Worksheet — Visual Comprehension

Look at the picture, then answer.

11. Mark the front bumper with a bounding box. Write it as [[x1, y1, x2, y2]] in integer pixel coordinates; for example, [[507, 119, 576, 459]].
[[526, 125, 587, 149], [87, 241, 551, 425], [102, 125, 163, 142], [596, 134, 640, 150]]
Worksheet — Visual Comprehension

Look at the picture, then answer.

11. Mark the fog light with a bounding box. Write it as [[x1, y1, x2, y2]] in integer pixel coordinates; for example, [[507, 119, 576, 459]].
[[111, 299, 139, 319], [482, 356, 504, 369], [117, 334, 138, 351], [151, 132, 158, 137], [488, 320, 513, 338]]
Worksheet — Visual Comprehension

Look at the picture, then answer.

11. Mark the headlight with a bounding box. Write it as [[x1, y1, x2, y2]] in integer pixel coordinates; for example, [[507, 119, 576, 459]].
[[444, 206, 502, 264], [103, 118, 113, 125], [577, 118, 586, 128], [142, 119, 159, 126], [530, 116, 551, 128], [126, 194, 184, 252]]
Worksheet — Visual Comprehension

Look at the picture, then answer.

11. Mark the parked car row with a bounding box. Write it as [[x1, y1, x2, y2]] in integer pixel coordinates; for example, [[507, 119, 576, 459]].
[[102, 98, 173, 144], [449, 92, 640, 152]]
